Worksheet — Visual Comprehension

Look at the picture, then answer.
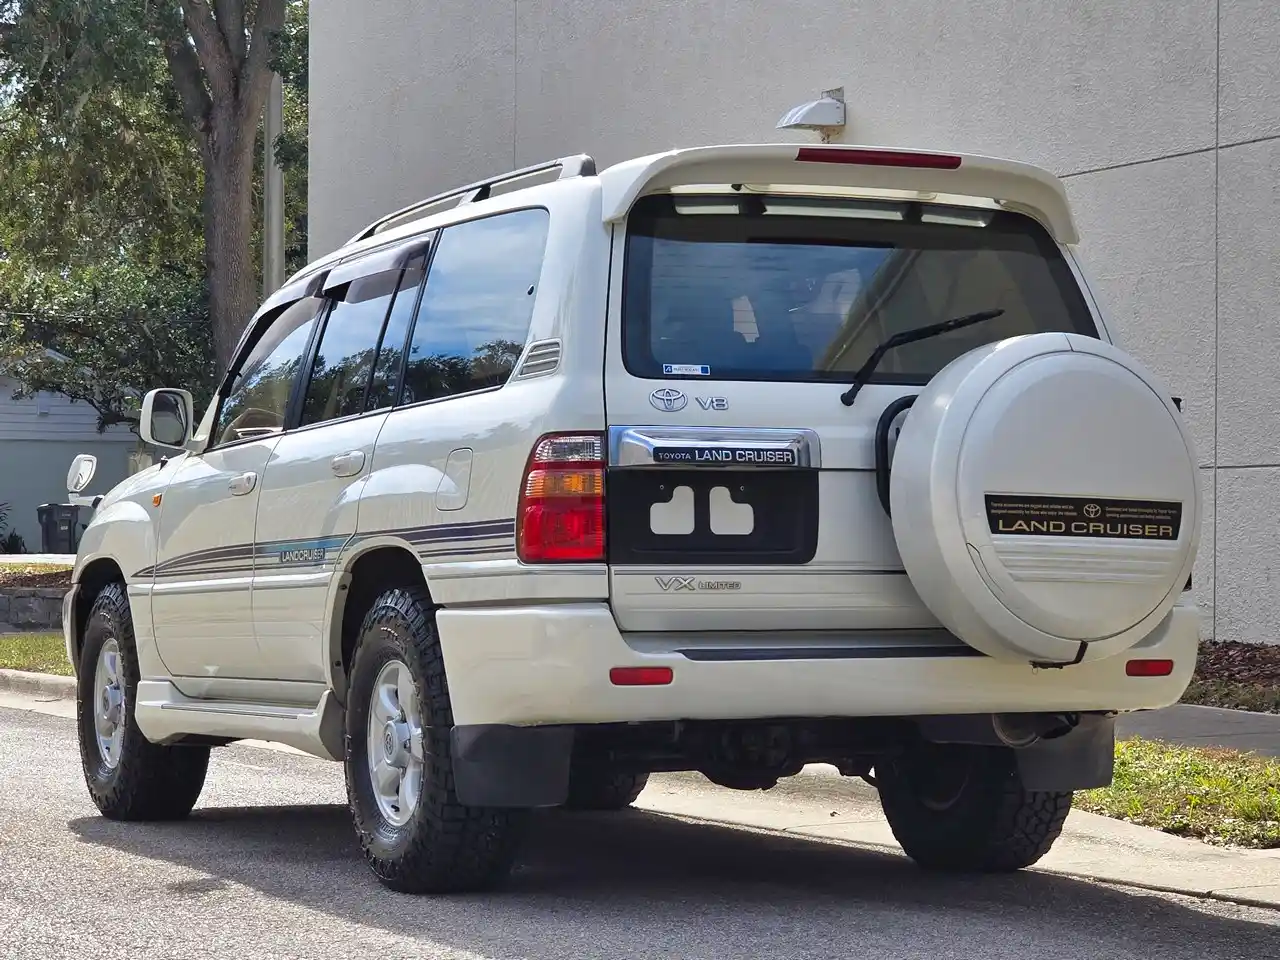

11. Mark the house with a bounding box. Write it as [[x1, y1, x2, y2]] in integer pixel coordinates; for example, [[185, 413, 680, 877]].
[[0, 376, 134, 551]]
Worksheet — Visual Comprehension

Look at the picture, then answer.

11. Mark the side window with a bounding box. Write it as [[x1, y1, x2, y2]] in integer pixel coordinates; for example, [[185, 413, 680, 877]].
[[365, 251, 427, 411], [298, 268, 401, 427], [214, 297, 322, 446], [400, 209, 548, 405]]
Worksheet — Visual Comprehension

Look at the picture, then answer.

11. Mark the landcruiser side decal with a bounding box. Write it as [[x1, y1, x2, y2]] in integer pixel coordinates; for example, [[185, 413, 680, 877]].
[[132, 518, 516, 579]]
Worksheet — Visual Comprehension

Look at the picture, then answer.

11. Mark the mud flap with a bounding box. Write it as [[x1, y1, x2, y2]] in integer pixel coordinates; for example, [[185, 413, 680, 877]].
[[451, 724, 575, 807], [1015, 714, 1115, 791]]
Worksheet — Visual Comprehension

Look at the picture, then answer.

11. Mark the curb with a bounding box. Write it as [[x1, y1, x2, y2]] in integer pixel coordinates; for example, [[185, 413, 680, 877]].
[[640, 807, 1280, 912], [0, 668, 75, 700], [1049, 873, 1280, 913]]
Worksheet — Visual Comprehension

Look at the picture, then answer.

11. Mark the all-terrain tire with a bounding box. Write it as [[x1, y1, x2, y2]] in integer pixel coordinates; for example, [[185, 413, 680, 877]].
[[344, 585, 529, 894], [876, 742, 1071, 872], [563, 768, 649, 811], [76, 582, 210, 820]]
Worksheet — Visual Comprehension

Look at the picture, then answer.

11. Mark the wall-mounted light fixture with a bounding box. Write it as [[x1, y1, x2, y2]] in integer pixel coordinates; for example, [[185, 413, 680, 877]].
[[776, 87, 847, 142]]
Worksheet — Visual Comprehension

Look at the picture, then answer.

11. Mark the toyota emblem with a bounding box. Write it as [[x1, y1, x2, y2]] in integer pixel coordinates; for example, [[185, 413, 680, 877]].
[[650, 388, 688, 412], [1083, 503, 1102, 519]]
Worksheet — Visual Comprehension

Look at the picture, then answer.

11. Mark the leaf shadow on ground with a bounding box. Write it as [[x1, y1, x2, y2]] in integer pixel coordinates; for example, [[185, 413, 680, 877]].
[[69, 800, 1280, 960]]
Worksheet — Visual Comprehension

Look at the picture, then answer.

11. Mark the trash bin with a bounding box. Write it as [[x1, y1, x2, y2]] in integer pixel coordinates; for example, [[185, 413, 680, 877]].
[[36, 503, 81, 554]]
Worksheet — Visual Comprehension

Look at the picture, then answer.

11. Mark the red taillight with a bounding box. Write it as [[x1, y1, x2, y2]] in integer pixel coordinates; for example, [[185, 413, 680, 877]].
[[1125, 659, 1175, 677], [517, 433, 606, 563], [796, 147, 963, 170], [609, 666, 674, 686]]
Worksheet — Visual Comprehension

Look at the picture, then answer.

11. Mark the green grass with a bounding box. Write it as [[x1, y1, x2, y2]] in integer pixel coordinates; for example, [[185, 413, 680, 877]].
[[1078, 737, 1280, 849], [0, 632, 73, 676]]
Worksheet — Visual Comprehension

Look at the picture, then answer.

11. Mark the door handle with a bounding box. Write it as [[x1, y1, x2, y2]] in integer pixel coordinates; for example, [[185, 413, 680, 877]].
[[228, 471, 257, 496], [331, 450, 366, 477]]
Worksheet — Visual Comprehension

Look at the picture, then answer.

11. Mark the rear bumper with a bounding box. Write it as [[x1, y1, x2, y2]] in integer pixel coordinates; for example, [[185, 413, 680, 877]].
[[434, 602, 1200, 728]]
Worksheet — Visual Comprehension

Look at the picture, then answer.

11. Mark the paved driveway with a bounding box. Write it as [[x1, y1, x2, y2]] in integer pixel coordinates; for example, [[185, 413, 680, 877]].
[[1, 705, 1276, 959]]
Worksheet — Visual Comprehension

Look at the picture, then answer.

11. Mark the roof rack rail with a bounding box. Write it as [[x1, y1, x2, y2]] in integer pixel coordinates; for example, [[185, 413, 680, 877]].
[[348, 153, 597, 244]]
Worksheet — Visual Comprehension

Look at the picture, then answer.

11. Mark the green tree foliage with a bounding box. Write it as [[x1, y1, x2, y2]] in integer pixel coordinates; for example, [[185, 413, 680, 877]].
[[0, 1, 307, 369], [0, 2, 309, 428], [0, 259, 216, 429], [0, 69, 205, 272]]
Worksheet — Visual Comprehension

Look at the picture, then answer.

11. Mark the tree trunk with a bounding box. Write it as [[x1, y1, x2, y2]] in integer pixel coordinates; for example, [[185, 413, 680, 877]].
[[158, 0, 287, 372], [204, 141, 257, 373]]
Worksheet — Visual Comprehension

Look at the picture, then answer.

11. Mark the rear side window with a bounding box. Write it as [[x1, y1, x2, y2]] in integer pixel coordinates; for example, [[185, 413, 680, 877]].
[[400, 208, 548, 405], [622, 195, 1097, 383], [365, 251, 427, 411], [396, 208, 542, 404]]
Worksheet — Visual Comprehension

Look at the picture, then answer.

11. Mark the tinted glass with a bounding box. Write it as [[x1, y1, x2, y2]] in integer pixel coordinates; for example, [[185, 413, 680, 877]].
[[215, 297, 322, 446], [299, 269, 400, 426], [365, 252, 427, 411], [622, 195, 1096, 383], [400, 209, 548, 405]]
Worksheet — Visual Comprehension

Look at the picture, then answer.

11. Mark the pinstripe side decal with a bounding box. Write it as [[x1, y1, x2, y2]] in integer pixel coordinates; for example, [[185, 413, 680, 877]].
[[135, 519, 517, 579]]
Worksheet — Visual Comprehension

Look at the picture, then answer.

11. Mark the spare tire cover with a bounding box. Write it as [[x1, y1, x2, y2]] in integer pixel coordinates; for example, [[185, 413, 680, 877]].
[[890, 332, 1200, 664]]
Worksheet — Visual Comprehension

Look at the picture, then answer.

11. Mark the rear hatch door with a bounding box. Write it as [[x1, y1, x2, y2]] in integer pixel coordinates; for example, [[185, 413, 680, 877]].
[[602, 150, 1100, 636]]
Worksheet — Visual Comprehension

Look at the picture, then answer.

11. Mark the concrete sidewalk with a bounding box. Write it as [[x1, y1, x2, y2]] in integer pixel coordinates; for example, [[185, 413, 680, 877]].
[[1118, 704, 1280, 757], [637, 768, 1280, 910], [0, 554, 74, 567]]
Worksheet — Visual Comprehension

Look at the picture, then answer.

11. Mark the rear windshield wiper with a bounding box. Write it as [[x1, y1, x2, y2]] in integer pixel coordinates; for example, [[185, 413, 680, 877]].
[[839, 309, 1005, 407]]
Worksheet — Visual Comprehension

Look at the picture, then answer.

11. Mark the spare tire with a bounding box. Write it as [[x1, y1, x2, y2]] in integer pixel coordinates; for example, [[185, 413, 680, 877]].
[[890, 333, 1200, 664]]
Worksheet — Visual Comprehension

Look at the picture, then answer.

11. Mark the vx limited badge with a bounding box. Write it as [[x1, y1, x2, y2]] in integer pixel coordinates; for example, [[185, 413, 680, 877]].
[[655, 575, 696, 592], [655, 576, 742, 592], [650, 388, 688, 412]]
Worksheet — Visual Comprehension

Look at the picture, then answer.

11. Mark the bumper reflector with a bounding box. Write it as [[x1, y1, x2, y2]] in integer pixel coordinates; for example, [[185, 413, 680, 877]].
[[1125, 658, 1174, 677], [609, 666, 674, 686]]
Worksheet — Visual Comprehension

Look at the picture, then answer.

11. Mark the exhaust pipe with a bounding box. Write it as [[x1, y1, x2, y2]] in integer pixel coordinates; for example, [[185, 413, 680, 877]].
[[916, 713, 1077, 749]]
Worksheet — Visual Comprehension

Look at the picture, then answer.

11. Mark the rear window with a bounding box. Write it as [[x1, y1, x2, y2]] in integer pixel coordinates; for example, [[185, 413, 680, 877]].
[[622, 194, 1097, 383]]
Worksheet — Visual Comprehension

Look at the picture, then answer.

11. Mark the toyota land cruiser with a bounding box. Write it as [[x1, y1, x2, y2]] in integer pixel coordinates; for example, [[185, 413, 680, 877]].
[[64, 143, 1201, 893]]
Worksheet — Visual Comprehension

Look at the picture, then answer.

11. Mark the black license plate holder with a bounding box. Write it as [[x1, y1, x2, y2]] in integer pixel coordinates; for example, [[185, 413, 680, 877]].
[[607, 467, 818, 565]]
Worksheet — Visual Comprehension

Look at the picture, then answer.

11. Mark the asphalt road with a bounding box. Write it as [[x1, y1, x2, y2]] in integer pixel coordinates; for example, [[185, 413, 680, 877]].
[[1, 705, 1276, 960]]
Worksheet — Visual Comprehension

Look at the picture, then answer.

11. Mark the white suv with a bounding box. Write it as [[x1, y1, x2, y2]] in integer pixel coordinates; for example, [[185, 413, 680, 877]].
[[64, 143, 1202, 894]]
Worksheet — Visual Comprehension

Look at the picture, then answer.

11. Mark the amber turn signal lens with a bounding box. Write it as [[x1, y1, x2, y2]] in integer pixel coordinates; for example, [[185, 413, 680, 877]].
[[523, 468, 604, 499]]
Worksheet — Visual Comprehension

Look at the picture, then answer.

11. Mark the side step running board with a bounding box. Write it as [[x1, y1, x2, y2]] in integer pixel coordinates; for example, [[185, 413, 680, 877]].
[[134, 681, 344, 761]]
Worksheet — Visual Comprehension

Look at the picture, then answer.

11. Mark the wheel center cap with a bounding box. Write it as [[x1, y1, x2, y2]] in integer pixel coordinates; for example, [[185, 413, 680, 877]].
[[100, 685, 121, 722], [382, 720, 407, 766]]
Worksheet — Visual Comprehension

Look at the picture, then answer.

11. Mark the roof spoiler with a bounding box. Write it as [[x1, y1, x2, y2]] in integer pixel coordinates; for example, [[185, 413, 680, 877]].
[[597, 144, 1079, 244]]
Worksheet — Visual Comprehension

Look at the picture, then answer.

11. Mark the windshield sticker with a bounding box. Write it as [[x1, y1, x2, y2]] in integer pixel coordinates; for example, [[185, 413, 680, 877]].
[[663, 363, 711, 376]]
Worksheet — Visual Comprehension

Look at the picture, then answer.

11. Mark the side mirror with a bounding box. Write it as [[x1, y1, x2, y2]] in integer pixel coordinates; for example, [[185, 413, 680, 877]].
[[67, 453, 98, 493], [140, 388, 195, 450]]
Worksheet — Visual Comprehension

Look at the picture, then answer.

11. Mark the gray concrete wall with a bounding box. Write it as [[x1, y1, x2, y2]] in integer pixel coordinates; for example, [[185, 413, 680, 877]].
[[310, 0, 1280, 642]]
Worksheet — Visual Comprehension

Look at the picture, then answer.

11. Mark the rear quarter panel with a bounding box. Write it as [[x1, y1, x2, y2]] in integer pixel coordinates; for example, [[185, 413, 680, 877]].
[[328, 181, 613, 689]]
